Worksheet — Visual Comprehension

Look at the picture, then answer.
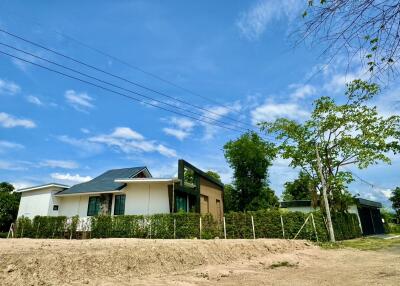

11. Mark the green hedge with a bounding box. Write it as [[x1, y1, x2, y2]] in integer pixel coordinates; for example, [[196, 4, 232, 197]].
[[14, 210, 362, 241], [15, 215, 79, 238]]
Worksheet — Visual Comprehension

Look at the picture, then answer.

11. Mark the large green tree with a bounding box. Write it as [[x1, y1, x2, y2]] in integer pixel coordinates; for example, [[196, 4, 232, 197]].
[[282, 171, 316, 201], [223, 131, 278, 211], [0, 182, 20, 232], [260, 80, 400, 241], [300, 0, 400, 78], [389, 187, 400, 222]]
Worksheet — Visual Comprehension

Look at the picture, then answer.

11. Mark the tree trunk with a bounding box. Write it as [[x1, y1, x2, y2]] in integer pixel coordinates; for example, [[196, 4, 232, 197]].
[[315, 145, 336, 242]]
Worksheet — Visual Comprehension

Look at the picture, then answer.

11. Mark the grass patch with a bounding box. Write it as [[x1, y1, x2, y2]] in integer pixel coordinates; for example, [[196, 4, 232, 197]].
[[317, 236, 400, 251], [269, 261, 298, 269]]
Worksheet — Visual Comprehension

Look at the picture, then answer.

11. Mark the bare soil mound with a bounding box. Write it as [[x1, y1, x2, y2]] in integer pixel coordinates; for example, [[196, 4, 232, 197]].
[[0, 238, 310, 286]]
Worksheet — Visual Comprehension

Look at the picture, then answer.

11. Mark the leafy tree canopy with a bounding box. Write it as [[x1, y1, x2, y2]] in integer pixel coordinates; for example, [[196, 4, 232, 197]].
[[0, 182, 20, 232], [282, 171, 315, 201], [300, 0, 400, 78], [205, 170, 221, 182], [389, 187, 400, 219], [260, 80, 400, 211], [223, 131, 278, 211]]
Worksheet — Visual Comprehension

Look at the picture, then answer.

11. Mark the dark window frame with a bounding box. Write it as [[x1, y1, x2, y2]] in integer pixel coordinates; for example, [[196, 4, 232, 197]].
[[53, 205, 59, 211], [114, 194, 126, 215], [87, 196, 101, 216]]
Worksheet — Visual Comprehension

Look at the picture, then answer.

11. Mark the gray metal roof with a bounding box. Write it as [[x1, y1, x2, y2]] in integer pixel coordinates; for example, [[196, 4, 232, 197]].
[[280, 197, 383, 209], [17, 183, 70, 192], [56, 167, 148, 195]]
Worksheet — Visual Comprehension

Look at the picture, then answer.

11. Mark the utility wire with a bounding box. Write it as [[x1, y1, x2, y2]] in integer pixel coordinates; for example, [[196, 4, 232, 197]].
[[0, 50, 246, 133], [345, 167, 393, 190], [0, 28, 254, 129], [0, 42, 250, 132]]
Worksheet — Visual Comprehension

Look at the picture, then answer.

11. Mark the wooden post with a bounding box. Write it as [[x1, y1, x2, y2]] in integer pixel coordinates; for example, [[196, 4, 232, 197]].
[[294, 215, 310, 239], [7, 223, 14, 239], [223, 216, 227, 239], [251, 216, 255, 240], [199, 217, 202, 239], [173, 218, 176, 239], [280, 215, 285, 239], [311, 213, 319, 242], [149, 219, 152, 239], [316, 144, 335, 242]]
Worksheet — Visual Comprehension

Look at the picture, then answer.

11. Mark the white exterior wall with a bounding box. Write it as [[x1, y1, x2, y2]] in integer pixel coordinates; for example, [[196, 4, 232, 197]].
[[123, 182, 170, 215], [18, 182, 171, 219], [284, 206, 315, 213], [58, 195, 90, 217], [17, 188, 62, 219]]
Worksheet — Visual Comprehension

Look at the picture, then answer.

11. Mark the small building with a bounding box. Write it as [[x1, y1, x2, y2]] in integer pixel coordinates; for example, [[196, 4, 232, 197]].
[[17, 159, 224, 221], [280, 198, 385, 235]]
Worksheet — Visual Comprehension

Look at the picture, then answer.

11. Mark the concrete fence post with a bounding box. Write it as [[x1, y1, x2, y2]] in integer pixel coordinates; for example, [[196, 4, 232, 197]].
[[223, 216, 227, 239], [173, 218, 176, 239], [280, 215, 285, 239], [199, 217, 202, 239], [311, 213, 319, 242], [251, 215, 255, 240]]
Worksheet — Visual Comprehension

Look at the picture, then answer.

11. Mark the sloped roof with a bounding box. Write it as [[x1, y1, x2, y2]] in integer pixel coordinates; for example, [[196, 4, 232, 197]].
[[16, 183, 70, 193], [56, 167, 148, 195]]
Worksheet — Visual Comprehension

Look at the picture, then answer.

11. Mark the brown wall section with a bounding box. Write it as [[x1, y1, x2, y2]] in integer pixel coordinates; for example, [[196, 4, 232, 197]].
[[199, 177, 223, 221]]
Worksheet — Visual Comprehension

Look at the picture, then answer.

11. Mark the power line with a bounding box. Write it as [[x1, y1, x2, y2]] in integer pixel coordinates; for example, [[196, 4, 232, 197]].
[[0, 28, 255, 129], [0, 42, 250, 132], [0, 50, 247, 134], [345, 168, 393, 190]]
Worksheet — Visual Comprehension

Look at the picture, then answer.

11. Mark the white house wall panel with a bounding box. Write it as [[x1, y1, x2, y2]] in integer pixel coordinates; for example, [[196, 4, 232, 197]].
[[17, 188, 56, 218], [124, 183, 170, 215]]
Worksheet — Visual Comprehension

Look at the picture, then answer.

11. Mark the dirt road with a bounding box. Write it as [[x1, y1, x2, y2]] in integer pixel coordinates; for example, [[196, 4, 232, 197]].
[[0, 238, 399, 285]]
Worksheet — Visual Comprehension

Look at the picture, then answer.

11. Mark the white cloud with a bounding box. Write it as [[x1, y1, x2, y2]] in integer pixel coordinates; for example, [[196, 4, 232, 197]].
[[90, 127, 177, 158], [80, 128, 90, 134], [0, 79, 21, 95], [201, 103, 242, 140], [57, 135, 103, 154], [289, 84, 316, 100], [162, 117, 195, 141], [26, 95, 43, 106], [236, 0, 302, 40], [0, 160, 27, 171], [51, 173, 92, 184], [40, 160, 79, 169], [0, 112, 36, 128], [170, 117, 195, 130], [251, 102, 309, 124], [111, 127, 144, 141], [0, 140, 24, 153], [65, 90, 94, 112], [163, 127, 190, 141]]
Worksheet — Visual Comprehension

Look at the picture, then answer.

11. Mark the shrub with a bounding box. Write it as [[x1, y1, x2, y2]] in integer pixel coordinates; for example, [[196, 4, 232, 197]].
[[15, 216, 79, 238], [13, 210, 361, 241]]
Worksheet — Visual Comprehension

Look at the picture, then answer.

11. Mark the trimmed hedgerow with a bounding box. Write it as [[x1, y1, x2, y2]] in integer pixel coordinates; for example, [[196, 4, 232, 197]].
[[14, 210, 362, 241], [15, 216, 79, 238]]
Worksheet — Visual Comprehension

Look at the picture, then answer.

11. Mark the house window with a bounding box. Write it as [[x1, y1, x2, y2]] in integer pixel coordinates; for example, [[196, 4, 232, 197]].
[[114, 194, 126, 215], [53, 205, 59, 211], [87, 196, 100, 216]]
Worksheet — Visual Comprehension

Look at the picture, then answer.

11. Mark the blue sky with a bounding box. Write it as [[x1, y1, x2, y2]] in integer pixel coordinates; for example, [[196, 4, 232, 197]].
[[0, 1, 399, 207]]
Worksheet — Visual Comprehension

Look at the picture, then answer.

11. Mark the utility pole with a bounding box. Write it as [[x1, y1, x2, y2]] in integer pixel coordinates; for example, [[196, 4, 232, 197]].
[[315, 144, 335, 242]]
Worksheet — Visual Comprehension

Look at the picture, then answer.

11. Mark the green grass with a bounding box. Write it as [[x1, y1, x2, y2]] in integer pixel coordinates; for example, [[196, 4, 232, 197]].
[[318, 236, 400, 251]]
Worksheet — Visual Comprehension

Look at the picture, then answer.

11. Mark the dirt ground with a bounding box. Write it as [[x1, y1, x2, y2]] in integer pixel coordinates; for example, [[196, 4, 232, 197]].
[[0, 238, 399, 286]]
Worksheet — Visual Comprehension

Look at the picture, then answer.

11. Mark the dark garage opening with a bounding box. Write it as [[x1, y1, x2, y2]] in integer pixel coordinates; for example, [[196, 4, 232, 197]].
[[356, 198, 384, 235]]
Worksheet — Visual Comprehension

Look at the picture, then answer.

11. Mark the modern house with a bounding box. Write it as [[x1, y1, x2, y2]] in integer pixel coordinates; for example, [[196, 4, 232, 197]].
[[280, 198, 385, 235], [17, 159, 224, 221]]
